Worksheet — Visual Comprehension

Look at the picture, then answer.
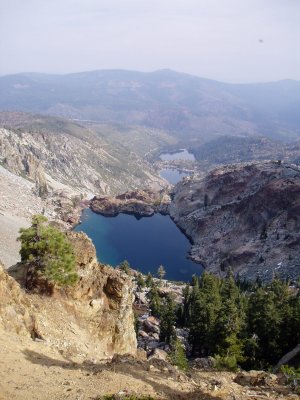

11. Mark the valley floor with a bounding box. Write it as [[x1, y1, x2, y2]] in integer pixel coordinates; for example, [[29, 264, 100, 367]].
[[0, 328, 194, 400]]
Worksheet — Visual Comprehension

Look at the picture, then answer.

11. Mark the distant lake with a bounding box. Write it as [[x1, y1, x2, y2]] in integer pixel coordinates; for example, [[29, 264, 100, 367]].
[[159, 149, 194, 184], [74, 208, 203, 282], [159, 149, 195, 161], [160, 168, 189, 185]]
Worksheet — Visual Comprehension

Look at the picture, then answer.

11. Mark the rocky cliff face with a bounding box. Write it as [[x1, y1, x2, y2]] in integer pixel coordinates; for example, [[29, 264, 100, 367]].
[[170, 161, 300, 281], [0, 261, 34, 336], [64, 232, 137, 356], [0, 130, 48, 196], [3, 232, 137, 358], [91, 189, 170, 217], [0, 117, 164, 196]]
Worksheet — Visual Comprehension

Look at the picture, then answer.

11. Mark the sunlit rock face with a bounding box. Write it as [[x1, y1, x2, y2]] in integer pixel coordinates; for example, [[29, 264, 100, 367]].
[[3, 232, 137, 359]]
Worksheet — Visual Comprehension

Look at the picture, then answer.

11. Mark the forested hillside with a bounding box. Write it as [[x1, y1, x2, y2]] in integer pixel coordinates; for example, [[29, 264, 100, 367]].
[[148, 271, 300, 371]]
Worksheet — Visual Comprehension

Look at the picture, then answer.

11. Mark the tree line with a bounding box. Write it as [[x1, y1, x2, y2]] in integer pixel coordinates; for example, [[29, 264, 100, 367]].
[[148, 271, 300, 370]]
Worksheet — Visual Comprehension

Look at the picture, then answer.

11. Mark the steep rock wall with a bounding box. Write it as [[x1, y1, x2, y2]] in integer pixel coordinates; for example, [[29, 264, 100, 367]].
[[170, 161, 300, 281], [0, 125, 163, 196], [0, 262, 34, 336], [2, 232, 137, 358], [64, 232, 137, 356]]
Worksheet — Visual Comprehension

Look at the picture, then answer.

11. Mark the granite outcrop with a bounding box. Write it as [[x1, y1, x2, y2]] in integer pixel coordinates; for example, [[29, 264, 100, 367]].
[[3, 231, 137, 358], [169, 161, 300, 281], [91, 189, 171, 217]]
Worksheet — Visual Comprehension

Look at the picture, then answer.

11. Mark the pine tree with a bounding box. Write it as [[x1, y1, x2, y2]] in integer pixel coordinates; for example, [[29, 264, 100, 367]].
[[271, 278, 295, 357], [189, 275, 200, 308], [18, 215, 78, 287], [169, 336, 188, 371], [190, 274, 199, 287], [160, 294, 176, 343], [246, 278, 294, 368], [148, 285, 162, 317], [288, 293, 300, 348], [145, 272, 154, 288], [177, 285, 191, 326], [157, 265, 166, 280], [119, 259, 130, 275], [136, 273, 146, 290], [184, 271, 300, 370], [189, 272, 221, 356], [214, 272, 246, 366]]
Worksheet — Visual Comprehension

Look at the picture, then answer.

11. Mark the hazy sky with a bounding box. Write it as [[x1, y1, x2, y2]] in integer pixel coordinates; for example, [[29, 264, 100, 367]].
[[1, 0, 299, 82]]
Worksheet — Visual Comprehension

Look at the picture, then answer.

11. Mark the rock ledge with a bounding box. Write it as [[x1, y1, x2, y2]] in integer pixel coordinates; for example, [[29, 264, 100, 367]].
[[91, 189, 170, 217]]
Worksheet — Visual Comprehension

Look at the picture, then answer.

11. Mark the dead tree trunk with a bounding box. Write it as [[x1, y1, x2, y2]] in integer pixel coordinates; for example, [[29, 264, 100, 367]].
[[274, 344, 300, 372]]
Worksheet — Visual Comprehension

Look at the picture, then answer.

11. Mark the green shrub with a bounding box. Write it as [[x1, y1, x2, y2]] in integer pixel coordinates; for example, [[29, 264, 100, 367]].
[[169, 336, 188, 371], [145, 272, 154, 288], [118, 260, 131, 275], [214, 354, 238, 372], [18, 215, 78, 287], [280, 365, 300, 393], [136, 273, 145, 289]]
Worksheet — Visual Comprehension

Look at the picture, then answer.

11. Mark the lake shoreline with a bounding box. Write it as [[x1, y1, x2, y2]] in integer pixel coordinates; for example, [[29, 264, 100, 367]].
[[74, 188, 203, 280], [74, 149, 202, 278]]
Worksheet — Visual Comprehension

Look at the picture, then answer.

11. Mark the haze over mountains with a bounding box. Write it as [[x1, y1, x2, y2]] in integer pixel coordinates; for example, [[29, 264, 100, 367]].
[[1, 69, 300, 143], [0, 69, 299, 400], [1, 1, 300, 397], [0, 69, 299, 275]]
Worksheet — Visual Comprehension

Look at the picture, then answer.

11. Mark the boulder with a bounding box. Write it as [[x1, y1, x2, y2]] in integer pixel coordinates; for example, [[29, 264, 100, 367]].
[[136, 348, 147, 361], [234, 371, 278, 387], [135, 291, 148, 305], [147, 316, 160, 326], [191, 357, 215, 370], [148, 348, 168, 362], [146, 341, 161, 350], [151, 333, 160, 341], [143, 319, 160, 334], [138, 330, 149, 339]]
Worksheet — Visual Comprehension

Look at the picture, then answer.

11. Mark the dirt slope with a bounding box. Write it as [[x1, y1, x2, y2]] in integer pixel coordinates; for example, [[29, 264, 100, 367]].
[[0, 328, 298, 400]]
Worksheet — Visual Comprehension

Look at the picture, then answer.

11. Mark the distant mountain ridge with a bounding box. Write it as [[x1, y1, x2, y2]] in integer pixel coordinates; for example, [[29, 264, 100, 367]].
[[1, 69, 300, 142]]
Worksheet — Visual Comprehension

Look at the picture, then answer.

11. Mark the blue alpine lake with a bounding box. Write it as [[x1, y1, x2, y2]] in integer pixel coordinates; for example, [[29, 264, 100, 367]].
[[74, 208, 203, 282], [159, 149, 194, 185], [159, 149, 195, 161], [160, 168, 189, 185]]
